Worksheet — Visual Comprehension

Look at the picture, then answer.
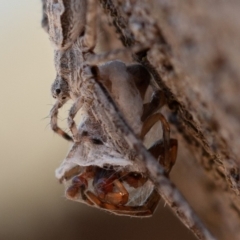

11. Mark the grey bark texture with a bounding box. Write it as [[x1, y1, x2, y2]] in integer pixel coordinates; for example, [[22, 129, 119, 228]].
[[99, 1, 240, 239]]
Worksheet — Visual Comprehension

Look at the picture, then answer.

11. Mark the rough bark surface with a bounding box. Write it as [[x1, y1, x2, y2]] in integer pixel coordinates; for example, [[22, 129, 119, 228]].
[[99, 1, 240, 239]]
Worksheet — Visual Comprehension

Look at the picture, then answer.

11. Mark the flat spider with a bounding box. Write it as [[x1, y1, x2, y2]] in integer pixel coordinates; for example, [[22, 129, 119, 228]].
[[44, 0, 157, 142], [43, 0, 178, 216]]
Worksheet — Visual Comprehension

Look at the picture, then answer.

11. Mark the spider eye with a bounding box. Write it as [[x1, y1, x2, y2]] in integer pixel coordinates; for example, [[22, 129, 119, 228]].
[[55, 89, 61, 95], [62, 96, 66, 100]]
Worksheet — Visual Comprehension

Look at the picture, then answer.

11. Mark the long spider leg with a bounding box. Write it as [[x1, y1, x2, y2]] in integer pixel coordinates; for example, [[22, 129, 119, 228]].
[[148, 139, 178, 174], [141, 90, 166, 122], [50, 100, 73, 141], [82, 0, 97, 50], [140, 113, 170, 165], [85, 189, 160, 217], [66, 174, 95, 206], [113, 189, 160, 217], [68, 97, 85, 142]]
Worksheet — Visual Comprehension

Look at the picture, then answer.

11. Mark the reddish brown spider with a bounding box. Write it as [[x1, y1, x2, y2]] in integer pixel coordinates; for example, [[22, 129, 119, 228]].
[[64, 138, 177, 217]]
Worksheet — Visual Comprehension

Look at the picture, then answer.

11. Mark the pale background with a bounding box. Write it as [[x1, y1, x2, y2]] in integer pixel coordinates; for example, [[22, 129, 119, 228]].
[[0, 1, 196, 239]]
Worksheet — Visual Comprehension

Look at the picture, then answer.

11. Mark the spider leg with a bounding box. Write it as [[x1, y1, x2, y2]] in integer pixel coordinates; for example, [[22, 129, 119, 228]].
[[85, 189, 160, 217], [141, 113, 170, 143], [114, 189, 160, 217], [50, 100, 73, 141], [148, 139, 178, 174], [66, 169, 99, 206], [57, 165, 82, 183], [142, 90, 166, 121], [66, 183, 95, 206], [68, 97, 85, 142], [141, 113, 171, 167]]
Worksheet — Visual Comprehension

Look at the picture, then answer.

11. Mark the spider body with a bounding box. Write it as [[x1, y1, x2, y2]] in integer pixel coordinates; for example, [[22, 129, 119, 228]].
[[44, 0, 148, 142], [56, 123, 177, 217], [45, 0, 87, 50], [44, 0, 178, 217], [65, 166, 160, 217]]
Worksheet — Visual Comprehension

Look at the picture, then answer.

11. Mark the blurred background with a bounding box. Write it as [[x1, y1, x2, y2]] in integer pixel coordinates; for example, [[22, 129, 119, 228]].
[[0, 1, 197, 240], [9, 0, 240, 239]]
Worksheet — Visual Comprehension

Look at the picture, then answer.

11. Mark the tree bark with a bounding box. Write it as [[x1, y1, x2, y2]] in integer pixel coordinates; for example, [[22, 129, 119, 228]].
[[100, 1, 240, 239]]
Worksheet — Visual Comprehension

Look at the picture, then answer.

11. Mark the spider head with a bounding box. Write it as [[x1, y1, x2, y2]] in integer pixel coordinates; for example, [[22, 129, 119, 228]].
[[51, 76, 70, 103]]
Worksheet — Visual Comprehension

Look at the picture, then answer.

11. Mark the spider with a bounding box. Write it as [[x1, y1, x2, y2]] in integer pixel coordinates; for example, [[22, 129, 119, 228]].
[[44, 0, 178, 216], [43, 0, 87, 141], [65, 166, 160, 217], [44, 0, 156, 142], [61, 132, 177, 217], [55, 81, 177, 217]]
